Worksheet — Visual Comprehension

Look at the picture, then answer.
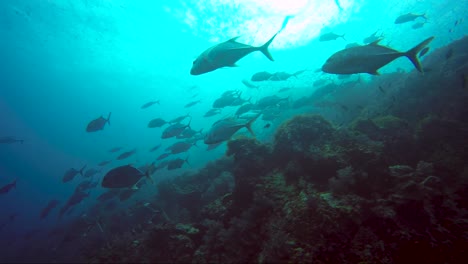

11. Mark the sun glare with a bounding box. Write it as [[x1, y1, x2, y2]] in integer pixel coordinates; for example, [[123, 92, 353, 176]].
[[176, 0, 353, 48]]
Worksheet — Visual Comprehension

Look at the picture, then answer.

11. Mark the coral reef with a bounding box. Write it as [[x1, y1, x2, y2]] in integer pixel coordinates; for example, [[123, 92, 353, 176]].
[[80, 38, 468, 264]]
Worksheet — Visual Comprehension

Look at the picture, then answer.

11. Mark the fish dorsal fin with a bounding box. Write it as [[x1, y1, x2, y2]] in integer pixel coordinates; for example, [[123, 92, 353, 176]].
[[228, 36, 241, 43], [369, 39, 382, 46]]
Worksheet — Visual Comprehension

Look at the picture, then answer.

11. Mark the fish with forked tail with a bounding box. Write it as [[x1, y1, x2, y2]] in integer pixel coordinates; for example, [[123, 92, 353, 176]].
[[86, 113, 111, 132], [322, 36, 434, 75], [190, 16, 290, 75]]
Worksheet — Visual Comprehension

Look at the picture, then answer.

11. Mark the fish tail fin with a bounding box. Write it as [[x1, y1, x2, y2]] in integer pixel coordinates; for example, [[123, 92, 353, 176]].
[[185, 156, 190, 166], [405, 36, 434, 73], [280, 15, 293, 32], [79, 165, 87, 176], [421, 13, 428, 21], [341, 34, 346, 41], [259, 33, 278, 61], [245, 113, 261, 137], [107, 112, 111, 126]]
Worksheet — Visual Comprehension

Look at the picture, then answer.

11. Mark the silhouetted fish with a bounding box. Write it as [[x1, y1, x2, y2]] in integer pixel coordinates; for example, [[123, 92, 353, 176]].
[[156, 153, 171, 160], [319, 32, 346, 41], [62, 165, 86, 183], [141, 100, 160, 109], [204, 114, 260, 144], [149, 144, 162, 152], [148, 118, 168, 128], [0, 179, 16, 194], [116, 149, 136, 160], [108, 147, 123, 153], [98, 160, 112, 167], [40, 199, 60, 219], [102, 165, 150, 189], [86, 113, 111, 132], [322, 37, 434, 75], [167, 158, 189, 170], [394, 13, 426, 24], [190, 17, 290, 75], [184, 100, 201, 108]]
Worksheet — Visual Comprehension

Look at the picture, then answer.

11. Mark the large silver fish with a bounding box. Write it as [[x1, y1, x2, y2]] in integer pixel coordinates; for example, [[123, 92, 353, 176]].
[[322, 36, 434, 75], [204, 113, 260, 144], [190, 17, 291, 75]]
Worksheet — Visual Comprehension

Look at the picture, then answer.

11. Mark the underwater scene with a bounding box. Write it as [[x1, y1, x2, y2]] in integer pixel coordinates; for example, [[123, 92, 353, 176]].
[[1, 0, 468, 263]]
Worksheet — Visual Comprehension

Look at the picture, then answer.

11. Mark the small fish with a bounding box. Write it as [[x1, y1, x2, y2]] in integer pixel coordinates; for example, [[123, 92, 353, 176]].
[[162, 121, 191, 139], [40, 200, 60, 219], [242, 79, 259, 89], [167, 157, 189, 170], [0, 136, 24, 144], [141, 100, 160, 109], [169, 114, 191, 124], [156, 152, 171, 161], [319, 32, 346, 42], [378, 85, 386, 94], [109, 147, 123, 153], [190, 17, 290, 75], [148, 118, 168, 128], [0, 179, 16, 194], [411, 21, 426, 29], [86, 113, 111, 132], [84, 168, 100, 178], [116, 149, 136, 160], [419, 47, 430, 57], [251, 71, 273, 82], [165, 141, 195, 155], [102, 165, 152, 189], [98, 160, 112, 167], [394, 13, 427, 24], [235, 104, 254, 117], [149, 144, 161, 152], [184, 100, 201, 108], [264, 123, 271, 129], [204, 108, 221, 117], [62, 165, 86, 183], [204, 114, 260, 145], [322, 37, 434, 75]]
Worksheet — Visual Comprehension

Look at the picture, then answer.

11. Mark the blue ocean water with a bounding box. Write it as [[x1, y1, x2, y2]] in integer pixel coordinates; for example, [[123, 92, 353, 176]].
[[0, 0, 467, 262]]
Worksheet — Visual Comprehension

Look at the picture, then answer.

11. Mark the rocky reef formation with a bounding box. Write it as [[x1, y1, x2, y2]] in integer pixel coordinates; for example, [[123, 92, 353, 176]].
[[83, 37, 468, 263]]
